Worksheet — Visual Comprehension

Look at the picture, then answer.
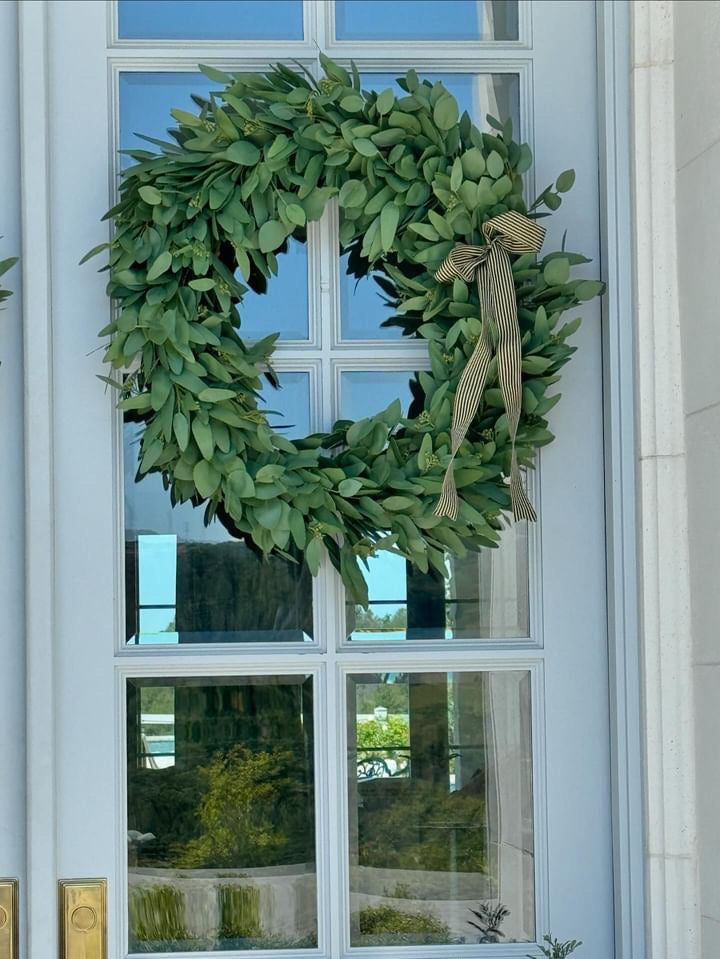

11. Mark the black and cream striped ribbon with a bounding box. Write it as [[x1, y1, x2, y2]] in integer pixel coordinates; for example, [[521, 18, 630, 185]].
[[433, 210, 546, 521]]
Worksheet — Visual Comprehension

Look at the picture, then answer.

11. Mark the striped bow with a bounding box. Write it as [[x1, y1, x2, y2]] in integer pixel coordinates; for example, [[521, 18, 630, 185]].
[[433, 210, 546, 522]]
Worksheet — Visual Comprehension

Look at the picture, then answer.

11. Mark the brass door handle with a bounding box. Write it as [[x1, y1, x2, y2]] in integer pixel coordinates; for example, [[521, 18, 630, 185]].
[[58, 880, 107, 959], [0, 879, 18, 959]]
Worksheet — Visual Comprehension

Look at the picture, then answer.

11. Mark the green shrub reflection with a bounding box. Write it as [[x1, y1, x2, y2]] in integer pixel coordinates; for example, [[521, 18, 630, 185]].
[[357, 904, 452, 945], [358, 779, 488, 873], [176, 746, 312, 869]]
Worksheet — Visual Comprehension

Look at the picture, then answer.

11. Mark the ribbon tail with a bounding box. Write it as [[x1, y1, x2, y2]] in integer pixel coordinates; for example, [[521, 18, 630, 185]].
[[488, 243, 537, 523], [435, 312, 493, 520], [435, 465, 460, 520], [509, 451, 536, 522]]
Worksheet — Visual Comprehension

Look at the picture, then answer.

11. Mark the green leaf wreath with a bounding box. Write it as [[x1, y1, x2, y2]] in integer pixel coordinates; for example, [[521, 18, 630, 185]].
[[87, 55, 603, 604]]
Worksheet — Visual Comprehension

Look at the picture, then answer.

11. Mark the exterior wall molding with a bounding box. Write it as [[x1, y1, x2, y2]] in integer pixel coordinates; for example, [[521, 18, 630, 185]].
[[18, 1, 58, 956], [631, 2, 700, 956]]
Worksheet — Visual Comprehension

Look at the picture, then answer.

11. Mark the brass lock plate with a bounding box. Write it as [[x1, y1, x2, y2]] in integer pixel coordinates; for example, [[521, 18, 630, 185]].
[[0, 879, 18, 959], [58, 879, 106, 959]]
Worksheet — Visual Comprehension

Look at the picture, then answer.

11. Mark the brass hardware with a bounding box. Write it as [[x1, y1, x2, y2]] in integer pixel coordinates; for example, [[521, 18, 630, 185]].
[[0, 879, 18, 959], [58, 880, 106, 959]]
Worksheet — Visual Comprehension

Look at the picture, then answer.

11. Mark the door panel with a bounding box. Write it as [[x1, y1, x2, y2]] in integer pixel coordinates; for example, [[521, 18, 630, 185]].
[[44, 2, 612, 957]]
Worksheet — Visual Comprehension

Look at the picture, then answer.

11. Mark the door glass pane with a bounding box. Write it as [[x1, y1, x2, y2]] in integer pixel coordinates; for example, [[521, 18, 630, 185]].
[[127, 675, 317, 952], [340, 370, 416, 422], [124, 373, 313, 645], [339, 73, 519, 341], [347, 527, 530, 642], [118, 0, 304, 41], [340, 372, 530, 641], [347, 670, 534, 946], [335, 0, 519, 41], [119, 72, 309, 341]]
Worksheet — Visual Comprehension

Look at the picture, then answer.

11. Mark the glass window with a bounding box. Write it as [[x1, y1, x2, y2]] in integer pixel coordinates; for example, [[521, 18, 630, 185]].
[[119, 72, 310, 341], [124, 373, 313, 646], [347, 526, 530, 642], [340, 372, 530, 641], [335, 0, 519, 42], [339, 73, 520, 341], [346, 670, 534, 946], [118, 0, 304, 41], [127, 675, 317, 952], [340, 370, 416, 421]]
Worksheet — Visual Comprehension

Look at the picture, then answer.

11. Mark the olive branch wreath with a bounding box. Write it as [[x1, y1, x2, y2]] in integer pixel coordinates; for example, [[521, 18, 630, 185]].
[[86, 55, 603, 604]]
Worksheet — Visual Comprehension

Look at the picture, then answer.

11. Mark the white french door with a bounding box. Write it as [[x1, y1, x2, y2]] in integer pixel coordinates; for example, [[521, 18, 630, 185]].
[[30, 1, 613, 957]]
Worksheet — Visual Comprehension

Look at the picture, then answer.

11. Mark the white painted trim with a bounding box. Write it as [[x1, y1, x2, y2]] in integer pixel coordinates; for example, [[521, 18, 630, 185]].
[[18, 2, 58, 957], [597, 3, 647, 957], [630, 2, 700, 958]]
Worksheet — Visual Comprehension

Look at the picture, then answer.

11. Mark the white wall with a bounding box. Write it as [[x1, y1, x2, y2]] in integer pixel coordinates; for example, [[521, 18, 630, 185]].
[[0, 0, 26, 909], [674, 2, 720, 955]]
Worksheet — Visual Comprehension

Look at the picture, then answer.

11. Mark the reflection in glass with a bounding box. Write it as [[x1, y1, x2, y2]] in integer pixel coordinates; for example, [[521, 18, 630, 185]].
[[127, 676, 317, 952], [118, 0, 304, 41], [347, 524, 530, 641], [125, 374, 313, 645], [347, 671, 534, 947], [339, 73, 520, 341], [119, 72, 309, 340], [335, 0, 519, 42]]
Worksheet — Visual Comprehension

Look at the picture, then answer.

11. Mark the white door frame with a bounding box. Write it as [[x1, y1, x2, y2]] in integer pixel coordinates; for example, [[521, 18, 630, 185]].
[[15, 2, 654, 957]]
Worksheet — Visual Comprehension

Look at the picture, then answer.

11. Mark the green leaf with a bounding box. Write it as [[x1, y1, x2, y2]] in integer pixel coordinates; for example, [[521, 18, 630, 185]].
[[151, 367, 172, 410], [338, 478, 363, 497], [544, 257, 570, 286], [255, 499, 283, 529], [267, 134, 290, 159], [173, 412, 190, 451], [191, 418, 214, 460], [346, 418, 373, 446], [170, 108, 202, 128], [189, 278, 216, 291], [138, 185, 162, 205], [146, 251, 172, 282], [460, 147, 486, 180], [199, 63, 233, 84], [258, 220, 287, 253], [289, 508, 306, 549], [380, 203, 400, 252], [340, 94, 364, 112], [198, 387, 236, 402], [376, 88, 395, 115], [383, 496, 415, 511], [428, 209, 453, 240], [305, 536, 323, 575], [256, 464, 285, 482], [353, 138, 379, 157], [418, 432, 433, 471], [339, 179, 368, 209], [285, 203, 306, 226], [193, 459, 221, 498], [118, 393, 152, 412], [225, 140, 261, 166], [556, 169, 576, 193], [450, 157, 463, 193], [433, 94, 459, 131], [79, 243, 109, 266], [229, 468, 255, 498], [575, 279, 605, 300], [485, 151, 504, 179], [544, 192, 561, 211]]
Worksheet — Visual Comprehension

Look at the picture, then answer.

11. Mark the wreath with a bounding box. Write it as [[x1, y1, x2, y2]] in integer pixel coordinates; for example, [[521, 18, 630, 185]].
[[86, 55, 603, 605]]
